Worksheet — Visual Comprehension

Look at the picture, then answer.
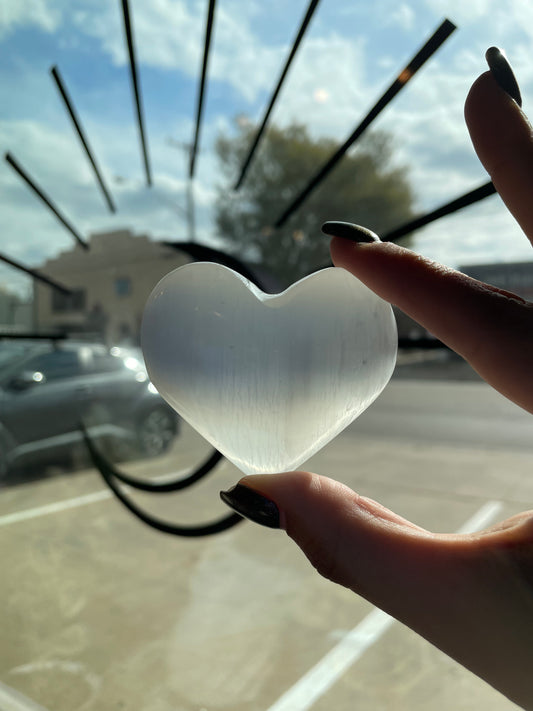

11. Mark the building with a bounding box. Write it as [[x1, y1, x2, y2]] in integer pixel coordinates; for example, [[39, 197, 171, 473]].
[[0, 287, 33, 332], [37, 236, 529, 347], [459, 261, 533, 301], [34, 229, 188, 344]]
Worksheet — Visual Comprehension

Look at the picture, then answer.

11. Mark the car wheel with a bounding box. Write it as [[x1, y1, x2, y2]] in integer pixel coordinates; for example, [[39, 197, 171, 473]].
[[137, 407, 177, 457]]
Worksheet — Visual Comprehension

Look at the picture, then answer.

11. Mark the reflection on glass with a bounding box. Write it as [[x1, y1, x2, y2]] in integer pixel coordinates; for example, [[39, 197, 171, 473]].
[[1, 2, 532, 710]]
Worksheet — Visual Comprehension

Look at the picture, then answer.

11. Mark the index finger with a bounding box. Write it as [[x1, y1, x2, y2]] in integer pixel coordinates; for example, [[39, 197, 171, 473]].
[[328, 236, 533, 414], [465, 69, 533, 242]]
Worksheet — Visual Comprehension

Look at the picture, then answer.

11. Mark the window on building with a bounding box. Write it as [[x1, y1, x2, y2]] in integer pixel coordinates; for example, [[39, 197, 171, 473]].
[[51, 288, 86, 313], [114, 277, 131, 297]]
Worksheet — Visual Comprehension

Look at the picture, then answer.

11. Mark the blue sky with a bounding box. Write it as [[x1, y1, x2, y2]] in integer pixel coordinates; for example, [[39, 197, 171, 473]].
[[1, 0, 533, 296]]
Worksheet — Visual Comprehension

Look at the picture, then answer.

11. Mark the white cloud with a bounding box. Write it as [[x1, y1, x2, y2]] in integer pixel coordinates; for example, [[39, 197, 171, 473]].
[[423, 0, 496, 24], [69, 0, 288, 105], [389, 4, 416, 31], [1, 119, 97, 188], [0, 121, 101, 291], [0, 0, 61, 39], [0, 112, 220, 285], [412, 195, 533, 270], [262, 33, 368, 138]]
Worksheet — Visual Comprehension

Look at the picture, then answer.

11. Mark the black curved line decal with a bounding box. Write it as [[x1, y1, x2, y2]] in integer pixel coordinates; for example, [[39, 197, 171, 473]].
[[81, 425, 243, 537], [99, 448, 223, 493]]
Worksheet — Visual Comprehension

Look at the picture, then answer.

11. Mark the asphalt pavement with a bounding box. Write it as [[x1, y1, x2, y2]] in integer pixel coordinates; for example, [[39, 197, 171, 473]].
[[0, 367, 531, 711]]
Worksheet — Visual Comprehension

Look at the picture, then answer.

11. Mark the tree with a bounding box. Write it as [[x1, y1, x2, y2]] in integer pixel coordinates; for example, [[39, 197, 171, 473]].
[[215, 121, 415, 288]]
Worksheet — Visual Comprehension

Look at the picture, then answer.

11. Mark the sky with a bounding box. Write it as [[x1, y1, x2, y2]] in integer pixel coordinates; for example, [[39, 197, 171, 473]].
[[1, 0, 533, 296]]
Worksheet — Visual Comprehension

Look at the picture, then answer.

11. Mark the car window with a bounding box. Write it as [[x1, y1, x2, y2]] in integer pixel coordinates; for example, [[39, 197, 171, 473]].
[[21, 349, 85, 381], [0, 342, 41, 378], [91, 352, 125, 374], [0, 343, 36, 370]]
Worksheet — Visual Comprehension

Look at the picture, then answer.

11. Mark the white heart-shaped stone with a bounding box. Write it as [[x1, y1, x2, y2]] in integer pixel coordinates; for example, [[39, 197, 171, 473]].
[[141, 262, 397, 475]]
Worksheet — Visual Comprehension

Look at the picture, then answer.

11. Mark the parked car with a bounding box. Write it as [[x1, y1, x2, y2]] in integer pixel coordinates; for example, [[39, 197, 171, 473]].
[[0, 340, 179, 475]]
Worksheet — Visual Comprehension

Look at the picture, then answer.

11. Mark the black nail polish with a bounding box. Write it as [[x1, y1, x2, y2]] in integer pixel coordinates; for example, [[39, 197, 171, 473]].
[[321, 221, 380, 243], [220, 484, 280, 529], [485, 47, 522, 107]]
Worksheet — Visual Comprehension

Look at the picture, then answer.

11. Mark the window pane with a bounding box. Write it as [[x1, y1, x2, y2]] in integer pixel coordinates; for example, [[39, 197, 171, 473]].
[[3, 4, 533, 711], [114, 277, 131, 297], [51, 289, 86, 313], [91, 352, 124, 373], [23, 350, 83, 380]]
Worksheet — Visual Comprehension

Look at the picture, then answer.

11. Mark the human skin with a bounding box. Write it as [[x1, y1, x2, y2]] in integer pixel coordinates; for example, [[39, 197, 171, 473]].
[[222, 71, 533, 709]]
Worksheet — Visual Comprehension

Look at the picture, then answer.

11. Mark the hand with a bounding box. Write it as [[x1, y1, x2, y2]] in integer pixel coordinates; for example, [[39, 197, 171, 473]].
[[221, 55, 533, 709]]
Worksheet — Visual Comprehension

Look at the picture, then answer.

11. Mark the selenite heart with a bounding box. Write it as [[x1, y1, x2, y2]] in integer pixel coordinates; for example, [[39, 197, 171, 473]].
[[141, 262, 397, 475]]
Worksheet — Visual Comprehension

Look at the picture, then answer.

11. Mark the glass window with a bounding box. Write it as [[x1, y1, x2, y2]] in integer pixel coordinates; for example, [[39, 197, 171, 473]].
[[51, 289, 86, 313], [114, 277, 131, 297], [0, 342, 36, 370], [22, 349, 84, 380], [91, 351, 125, 374], [3, 5, 533, 711]]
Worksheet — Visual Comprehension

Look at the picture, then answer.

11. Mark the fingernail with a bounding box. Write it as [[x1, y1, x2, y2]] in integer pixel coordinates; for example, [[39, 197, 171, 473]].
[[321, 221, 380, 243], [220, 484, 280, 529], [485, 47, 522, 107]]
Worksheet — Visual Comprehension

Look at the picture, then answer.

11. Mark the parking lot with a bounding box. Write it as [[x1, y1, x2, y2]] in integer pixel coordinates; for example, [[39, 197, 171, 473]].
[[1, 377, 531, 711]]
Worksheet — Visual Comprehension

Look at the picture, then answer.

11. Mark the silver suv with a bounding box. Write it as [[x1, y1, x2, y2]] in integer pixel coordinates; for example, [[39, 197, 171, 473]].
[[0, 340, 179, 474]]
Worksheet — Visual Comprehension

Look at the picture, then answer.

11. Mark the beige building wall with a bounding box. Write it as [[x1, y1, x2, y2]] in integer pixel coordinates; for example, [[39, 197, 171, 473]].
[[0, 287, 33, 331], [34, 229, 188, 344]]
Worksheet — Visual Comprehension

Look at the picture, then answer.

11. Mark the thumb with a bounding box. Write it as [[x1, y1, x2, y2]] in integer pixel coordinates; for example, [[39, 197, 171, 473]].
[[223, 472, 454, 616], [221, 473, 533, 709]]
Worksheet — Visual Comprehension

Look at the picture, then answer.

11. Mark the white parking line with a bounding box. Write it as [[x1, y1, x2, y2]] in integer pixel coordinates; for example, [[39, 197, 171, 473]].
[[266, 500, 504, 711], [0, 466, 200, 529], [0, 490, 112, 528], [0, 680, 51, 711]]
